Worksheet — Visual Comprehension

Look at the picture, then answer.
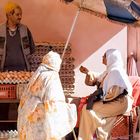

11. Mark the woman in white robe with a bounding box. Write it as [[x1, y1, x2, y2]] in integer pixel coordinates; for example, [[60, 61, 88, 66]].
[[17, 51, 77, 140], [78, 49, 133, 140]]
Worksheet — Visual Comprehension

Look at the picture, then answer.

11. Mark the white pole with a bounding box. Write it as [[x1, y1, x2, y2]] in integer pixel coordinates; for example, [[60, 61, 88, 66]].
[[61, 8, 81, 60]]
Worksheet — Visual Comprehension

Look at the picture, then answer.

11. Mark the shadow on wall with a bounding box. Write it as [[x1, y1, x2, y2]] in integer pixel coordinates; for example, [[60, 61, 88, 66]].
[[74, 27, 127, 97]]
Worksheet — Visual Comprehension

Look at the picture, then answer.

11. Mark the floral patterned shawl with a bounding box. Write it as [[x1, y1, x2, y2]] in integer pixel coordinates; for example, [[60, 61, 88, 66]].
[[17, 51, 77, 140]]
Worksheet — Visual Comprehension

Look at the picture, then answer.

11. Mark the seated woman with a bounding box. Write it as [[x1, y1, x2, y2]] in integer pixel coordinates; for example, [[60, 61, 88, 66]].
[[78, 49, 134, 140], [17, 51, 77, 140]]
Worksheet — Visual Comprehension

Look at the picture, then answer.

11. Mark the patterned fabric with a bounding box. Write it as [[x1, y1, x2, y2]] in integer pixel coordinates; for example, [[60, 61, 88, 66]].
[[17, 51, 77, 140], [65, 0, 140, 23], [104, 0, 140, 23]]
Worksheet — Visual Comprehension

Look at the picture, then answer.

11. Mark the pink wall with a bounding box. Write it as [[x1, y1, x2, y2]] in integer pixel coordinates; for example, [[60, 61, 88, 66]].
[[0, 0, 127, 96]]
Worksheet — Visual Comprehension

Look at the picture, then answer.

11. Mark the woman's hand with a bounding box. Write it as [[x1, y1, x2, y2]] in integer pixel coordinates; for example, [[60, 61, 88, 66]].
[[79, 66, 89, 74]]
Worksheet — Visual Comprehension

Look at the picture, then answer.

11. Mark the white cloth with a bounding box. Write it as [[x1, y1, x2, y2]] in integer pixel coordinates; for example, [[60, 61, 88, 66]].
[[97, 49, 133, 113], [18, 52, 77, 140], [103, 49, 132, 96]]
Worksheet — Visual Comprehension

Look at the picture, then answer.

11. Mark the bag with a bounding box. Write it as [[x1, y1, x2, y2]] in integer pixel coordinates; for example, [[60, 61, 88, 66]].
[[86, 88, 103, 110]]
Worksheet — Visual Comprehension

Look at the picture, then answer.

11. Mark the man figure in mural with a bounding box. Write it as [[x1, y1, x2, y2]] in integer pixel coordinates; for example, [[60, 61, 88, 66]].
[[0, 1, 35, 72]]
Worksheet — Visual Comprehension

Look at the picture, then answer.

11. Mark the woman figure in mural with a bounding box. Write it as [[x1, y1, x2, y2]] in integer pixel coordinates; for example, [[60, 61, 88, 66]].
[[17, 51, 77, 140], [78, 49, 134, 140]]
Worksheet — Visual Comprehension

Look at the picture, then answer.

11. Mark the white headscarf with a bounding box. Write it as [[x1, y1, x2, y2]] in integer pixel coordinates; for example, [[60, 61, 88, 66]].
[[102, 49, 132, 96], [27, 51, 62, 95], [42, 51, 62, 72]]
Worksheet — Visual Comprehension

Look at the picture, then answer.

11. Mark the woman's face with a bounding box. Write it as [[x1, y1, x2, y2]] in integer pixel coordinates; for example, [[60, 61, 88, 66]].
[[102, 53, 107, 65]]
